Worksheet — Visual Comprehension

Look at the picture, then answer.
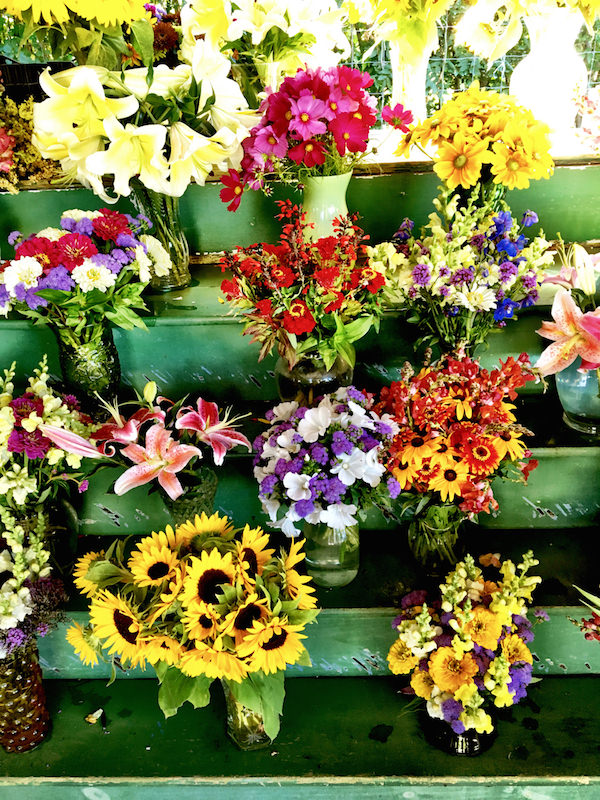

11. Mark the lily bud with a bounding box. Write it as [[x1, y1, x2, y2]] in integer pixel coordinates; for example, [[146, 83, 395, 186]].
[[143, 381, 157, 404]]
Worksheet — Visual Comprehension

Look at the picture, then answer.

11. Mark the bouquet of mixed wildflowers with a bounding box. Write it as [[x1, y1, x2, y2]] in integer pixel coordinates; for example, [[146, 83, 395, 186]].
[[375, 353, 538, 563], [387, 551, 544, 736], [220, 65, 379, 209], [572, 585, 600, 643], [392, 85, 554, 195], [367, 187, 553, 351], [0, 208, 169, 334], [253, 386, 400, 537], [220, 200, 386, 370], [67, 511, 319, 742]]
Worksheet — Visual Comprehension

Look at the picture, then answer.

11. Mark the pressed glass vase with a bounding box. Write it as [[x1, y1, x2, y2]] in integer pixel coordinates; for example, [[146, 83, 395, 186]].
[[301, 172, 352, 240], [274, 354, 353, 404], [130, 183, 191, 292], [407, 511, 463, 576], [0, 642, 50, 753], [303, 522, 359, 588], [555, 362, 600, 436], [420, 710, 496, 756], [163, 467, 218, 528], [51, 322, 120, 406], [221, 679, 271, 750]]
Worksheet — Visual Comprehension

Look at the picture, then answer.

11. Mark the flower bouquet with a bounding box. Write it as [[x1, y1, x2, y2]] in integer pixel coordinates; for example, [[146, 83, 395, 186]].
[[0, 208, 169, 403], [387, 551, 544, 754], [41, 381, 251, 526], [572, 585, 600, 642], [367, 187, 553, 352], [393, 84, 554, 202], [375, 353, 538, 570], [67, 512, 319, 748], [220, 200, 386, 400], [253, 386, 399, 586]]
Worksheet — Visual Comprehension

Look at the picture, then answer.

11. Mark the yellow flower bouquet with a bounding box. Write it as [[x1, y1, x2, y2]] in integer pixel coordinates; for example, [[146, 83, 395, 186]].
[[67, 511, 319, 748]]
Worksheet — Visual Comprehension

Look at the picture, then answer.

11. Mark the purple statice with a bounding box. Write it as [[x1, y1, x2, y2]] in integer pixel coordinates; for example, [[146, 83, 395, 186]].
[[91, 252, 122, 274], [73, 218, 94, 236], [60, 217, 77, 232], [411, 262, 431, 287], [449, 267, 474, 286], [253, 434, 265, 457], [533, 608, 549, 622], [38, 265, 74, 291], [260, 474, 278, 495], [111, 248, 131, 265], [438, 266, 451, 278], [492, 210, 513, 236], [438, 285, 450, 298], [499, 260, 518, 283], [264, 409, 275, 421], [36, 623, 50, 637], [400, 589, 427, 609], [387, 476, 401, 499], [14, 283, 46, 311], [471, 645, 493, 676], [441, 698, 466, 734], [321, 476, 346, 504], [274, 457, 293, 478], [519, 291, 539, 309], [507, 661, 533, 703], [393, 217, 414, 242], [375, 420, 393, 436], [294, 498, 315, 518], [6, 628, 27, 652], [331, 431, 353, 456], [446, 232, 453, 242], [511, 615, 534, 644], [407, 286, 417, 299], [310, 443, 329, 465], [521, 210, 539, 228], [291, 406, 307, 421], [78, 479, 89, 494], [0, 284, 9, 310], [346, 386, 366, 403], [434, 632, 453, 648], [470, 233, 486, 251], [7, 428, 51, 459], [359, 433, 379, 452], [115, 233, 140, 249], [521, 272, 538, 290], [8, 230, 22, 246], [440, 611, 454, 625]]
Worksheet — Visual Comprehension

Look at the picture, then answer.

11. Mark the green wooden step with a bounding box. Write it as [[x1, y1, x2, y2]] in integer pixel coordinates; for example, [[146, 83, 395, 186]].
[[0, 676, 598, 796]]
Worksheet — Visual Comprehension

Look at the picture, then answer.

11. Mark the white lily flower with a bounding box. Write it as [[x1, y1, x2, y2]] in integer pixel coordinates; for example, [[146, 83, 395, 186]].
[[227, 0, 288, 44], [573, 243, 598, 296], [283, 472, 312, 501], [180, 0, 232, 55], [297, 404, 332, 443], [319, 502, 358, 529], [167, 122, 238, 197], [120, 65, 192, 100]]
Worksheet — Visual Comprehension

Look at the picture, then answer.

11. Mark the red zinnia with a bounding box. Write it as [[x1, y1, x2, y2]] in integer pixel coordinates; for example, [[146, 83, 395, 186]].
[[92, 209, 131, 241], [221, 278, 242, 299], [288, 139, 327, 168], [56, 233, 98, 271], [220, 169, 245, 212], [282, 300, 316, 335], [15, 237, 61, 274]]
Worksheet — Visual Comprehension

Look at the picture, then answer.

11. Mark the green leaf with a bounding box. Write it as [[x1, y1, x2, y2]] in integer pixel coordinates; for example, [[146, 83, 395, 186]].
[[341, 315, 374, 343], [73, 25, 96, 48], [187, 675, 213, 709], [130, 19, 154, 66], [86, 562, 131, 586], [153, 661, 169, 684], [157, 666, 199, 718], [294, 646, 312, 668], [248, 671, 285, 741]]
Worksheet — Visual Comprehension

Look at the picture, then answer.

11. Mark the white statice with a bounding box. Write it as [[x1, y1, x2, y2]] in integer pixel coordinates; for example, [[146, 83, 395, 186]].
[[2, 257, 43, 295], [320, 502, 358, 529], [71, 260, 117, 293]]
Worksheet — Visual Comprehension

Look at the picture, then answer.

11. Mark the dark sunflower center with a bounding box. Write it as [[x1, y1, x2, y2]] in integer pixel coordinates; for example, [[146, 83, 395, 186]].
[[437, 443, 449, 454], [197, 568, 230, 603], [199, 614, 214, 629], [411, 436, 425, 447], [242, 547, 258, 577], [113, 610, 138, 644], [262, 630, 288, 651], [444, 469, 457, 481], [148, 561, 170, 580], [235, 603, 262, 631]]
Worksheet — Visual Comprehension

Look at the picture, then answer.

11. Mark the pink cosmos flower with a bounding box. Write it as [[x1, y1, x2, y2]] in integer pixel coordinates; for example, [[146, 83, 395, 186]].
[[536, 287, 600, 375], [220, 169, 245, 212], [251, 125, 289, 160], [329, 113, 370, 156], [114, 424, 202, 500], [175, 398, 251, 466], [289, 95, 328, 139], [288, 139, 327, 168], [382, 103, 414, 133]]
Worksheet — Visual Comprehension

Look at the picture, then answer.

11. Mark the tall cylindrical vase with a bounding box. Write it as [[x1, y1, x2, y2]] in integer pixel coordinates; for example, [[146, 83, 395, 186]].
[[407, 510, 463, 577], [0, 642, 50, 753], [303, 522, 359, 588], [301, 172, 352, 241], [220, 679, 271, 750], [130, 183, 191, 292]]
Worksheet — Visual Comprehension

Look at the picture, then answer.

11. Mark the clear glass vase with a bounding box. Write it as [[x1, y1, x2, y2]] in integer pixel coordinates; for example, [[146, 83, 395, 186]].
[[221, 679, 271, 750], [407, 509, 463, 576], [0, 642, 50, 753], [419, 709, 496, 756], [162, 467, 218, 528], [130, 182, 191, 292], [301, 171, 352, 241], [274, 354, 353, 404], [555, 362, 600, 436], [303, 522, 359, 588], [51, 321, 120, 407]]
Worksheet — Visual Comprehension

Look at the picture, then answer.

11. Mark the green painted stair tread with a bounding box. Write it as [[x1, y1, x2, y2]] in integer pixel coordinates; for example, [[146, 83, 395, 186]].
[[0, 676, 599, 789], [37, 606, 600, 681]]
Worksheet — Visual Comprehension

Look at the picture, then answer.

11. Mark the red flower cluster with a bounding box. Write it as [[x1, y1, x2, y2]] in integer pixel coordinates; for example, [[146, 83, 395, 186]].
[[220, 201, 386, 365], [376, 353, 538, 516]]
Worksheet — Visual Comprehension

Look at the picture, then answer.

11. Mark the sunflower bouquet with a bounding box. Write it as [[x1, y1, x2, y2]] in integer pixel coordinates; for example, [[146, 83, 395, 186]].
[[375, 352, 538, 567], [391, 85, 554, 198], [366, 186, 553, 351], [387, 551, 544, 741], [67, 511, 319, 745]]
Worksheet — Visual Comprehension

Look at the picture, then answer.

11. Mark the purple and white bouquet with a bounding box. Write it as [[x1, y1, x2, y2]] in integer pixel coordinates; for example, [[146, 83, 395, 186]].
[[253, 386, 400, 536]]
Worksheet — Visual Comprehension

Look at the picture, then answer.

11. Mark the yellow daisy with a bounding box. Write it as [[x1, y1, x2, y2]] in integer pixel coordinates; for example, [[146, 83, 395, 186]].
[[181, 600, 221, 641], [65, 622, 99, 667], [489, 142, 535, 190], [429, 647, 478, 694], [434, 132, 490, 190], [181, 549, 236, 607], [235, 524, 275, 588], [236, 616, 306, 675], [145, 567, 184, 626], [280, 540, 318, 610], [398, 434, 438, 468], [428, 461, 470, 502], [128, 542, 179, 588], [139, 525, 186, 554], [5, 0, 75, 24], [501, 633, 533, 665], [428, 440, 460, 471], [89, 591, 147, 668], [387, 639, 419, 675], [73, 550, 105, 598], [492, 429, 526, 461], [81, 0, 148, 26]]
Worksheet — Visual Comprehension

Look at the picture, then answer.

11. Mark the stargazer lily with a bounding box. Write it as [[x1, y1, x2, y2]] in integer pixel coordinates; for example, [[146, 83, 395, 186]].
[[175, 398, 251, 466], [536, 287, 600, 375]]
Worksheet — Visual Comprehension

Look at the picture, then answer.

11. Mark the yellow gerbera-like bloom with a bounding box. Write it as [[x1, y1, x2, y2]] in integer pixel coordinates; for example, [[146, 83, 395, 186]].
[[501, 633, 533, 665], [237, 617, 307, 675], [221, 594, 270, 647], [428, 460, 470, 502], [410, 669, 435, 700], [489, 142, 535, 190], [235, 524, 275, 589], [387, 639, 419, 675], [73, 550, 105, 598], [182, 600, 221, 641], [128, 542, 179, 588], [434, 132, 490, 190], [429, 647, 478, 694], [89, 591, 147, 668], [428, 440, 460, 471], [464, 606, 503, 650], [179, 639, 249, 683], [181, 549, 236, 607], [491, 429, 526, 461], [3, 0, 76, 23], [142, 635, 184, 666], [66, 622, 99, 667], [176, 511, 236, 545]]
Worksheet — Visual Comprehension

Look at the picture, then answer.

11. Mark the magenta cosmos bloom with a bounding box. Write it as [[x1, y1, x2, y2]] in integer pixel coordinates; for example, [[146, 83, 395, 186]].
[[175, 398, 251, 466], [329, 112, 370, 156], [382, 103, 414, 133], [251, 125, 289, 160], [289, 95, 328, 139], [288, 139, 327, 168]]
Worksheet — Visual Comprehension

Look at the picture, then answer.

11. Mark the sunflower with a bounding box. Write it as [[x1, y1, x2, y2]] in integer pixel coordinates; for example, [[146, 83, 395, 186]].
[[139, 525, 185, 554], [145, 567, 184, 625], [222, 594, 270, 647], [387, 639, 419, 675], [411, 669, 435, 700], [128, 541, 179, 588], [281, 540, 318, 610], [428, 461, 470, 502], [464, 606, 503, 650], [181, 549, 236, 607], [142, 634, 184, 666], [462, 436, 502, 476], [492, 429, 526, 461], [182, 600, 221, 641], [398, 434, 438, 468], [179, 639, 249, 682], [6, 0, 75, 24], [235, 525, 275, 581], [81, 0, 148, 26], [433, 133, 490, 190], [73, 550, 105, 598], [429, 647, 478, 694], [489, 142, 536, 190], [236, 617, 306, 675], [501, 633, 533, 665], [176, 511, 236, 546], [89, 591, 147, 668], [66, 622, 99, 667]]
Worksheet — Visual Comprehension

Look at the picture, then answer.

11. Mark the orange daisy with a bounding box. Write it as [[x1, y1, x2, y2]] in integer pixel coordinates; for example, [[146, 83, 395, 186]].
[[429, 647, 479, 694]]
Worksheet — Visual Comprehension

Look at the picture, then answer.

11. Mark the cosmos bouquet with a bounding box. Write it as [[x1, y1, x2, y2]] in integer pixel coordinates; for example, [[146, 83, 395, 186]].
[[253, 386, 400, 537], [387, 551, 544, 738], [67, 512, 319, 744], [220, 200, 386, 372], [220, 65, 379, 209], [376, 353, 538, 566], [393, 85, 554, 196], [367, 188, 553, 351]]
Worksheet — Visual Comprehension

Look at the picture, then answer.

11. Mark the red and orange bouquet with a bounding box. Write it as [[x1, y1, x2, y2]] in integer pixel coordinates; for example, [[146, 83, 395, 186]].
[[220, 200, 386, 370]]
